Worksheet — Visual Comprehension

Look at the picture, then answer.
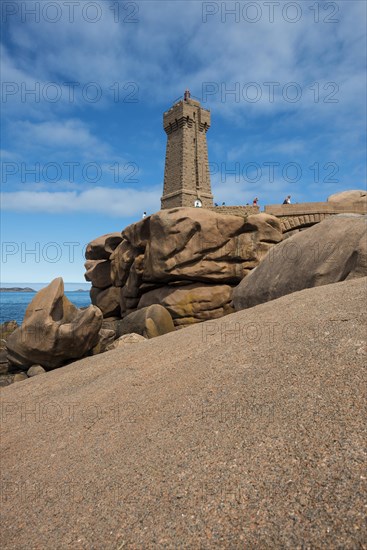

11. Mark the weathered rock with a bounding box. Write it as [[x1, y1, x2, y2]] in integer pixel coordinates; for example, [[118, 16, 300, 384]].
[[6, 278, 103, 369], [119, 254, 145, 314], [90, 286, 121, 318], [117, 305, 175, 339], [0, 320, 19, 350], [90, 328, 116, 355], [0, 374, 14, 387], [107, 333, 147, 350], [233, 215, 367, 310], [88, 208, 282, 325], [101, 318, 120, 336], [84, 259, 112, 289], [328, 189, 367, 210], [27, 365, 46, 377], [138, 283, 234, 326], [85, 233, 123, 260], [0, 349, 10, 374], [13, 373, 28, 383], [143, 210, 282, 285], [110, 238, 139, 287], [108, 209, 282, 318]]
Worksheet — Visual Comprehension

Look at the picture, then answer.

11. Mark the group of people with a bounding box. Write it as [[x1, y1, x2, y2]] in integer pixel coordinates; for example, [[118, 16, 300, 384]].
[[143, 195, 292, 217], [252, 195, 291, 206], [246, 195, 291, 207]]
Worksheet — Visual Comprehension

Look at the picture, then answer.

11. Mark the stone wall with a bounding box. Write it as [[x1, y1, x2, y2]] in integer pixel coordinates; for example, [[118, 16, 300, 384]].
[[264, 201, 367, 217], [207, 205, 259, 217], [265, 194, 367, 233]]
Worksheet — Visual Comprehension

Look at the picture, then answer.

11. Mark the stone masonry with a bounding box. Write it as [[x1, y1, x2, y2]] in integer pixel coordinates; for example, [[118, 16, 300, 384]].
[[161, 91, 213, 208]]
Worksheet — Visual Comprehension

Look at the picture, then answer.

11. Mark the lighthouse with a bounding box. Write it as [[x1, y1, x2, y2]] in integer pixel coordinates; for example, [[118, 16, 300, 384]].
[[161, 91, 213, 209]]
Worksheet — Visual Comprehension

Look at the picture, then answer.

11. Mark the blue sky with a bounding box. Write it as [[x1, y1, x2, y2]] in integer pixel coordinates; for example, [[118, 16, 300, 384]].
[[1, 0, 366, 282]]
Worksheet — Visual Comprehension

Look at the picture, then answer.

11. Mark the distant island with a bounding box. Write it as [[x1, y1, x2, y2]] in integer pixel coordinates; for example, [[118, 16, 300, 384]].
[[0, 287, 89, 293], [0, 287, 35, 292]]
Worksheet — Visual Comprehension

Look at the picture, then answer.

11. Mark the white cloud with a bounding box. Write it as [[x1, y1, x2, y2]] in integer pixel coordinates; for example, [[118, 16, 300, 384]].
[[13, 119, 90, 147], [2, 0, 365, 124], [0, 149, 20, 161], [1, 186, 161, 216], [10, 118, 112, 159], [1, 0, 366, 196]]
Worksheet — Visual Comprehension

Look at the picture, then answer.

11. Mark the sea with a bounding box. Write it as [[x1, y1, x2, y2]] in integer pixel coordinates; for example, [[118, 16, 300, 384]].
[[0, 283, 92, 325]]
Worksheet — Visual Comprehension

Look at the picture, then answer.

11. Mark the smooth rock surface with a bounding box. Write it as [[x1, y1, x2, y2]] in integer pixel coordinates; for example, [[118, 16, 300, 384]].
[[233, 215, 367, 310], [328, 189, 367, 208], [138, 283, 234, 326], [12, 372, 28, 383], [117, 304, 175, 339], [107, 333, 147, 350], [0, 278, 366, 548], [27, 365, 46, 377]]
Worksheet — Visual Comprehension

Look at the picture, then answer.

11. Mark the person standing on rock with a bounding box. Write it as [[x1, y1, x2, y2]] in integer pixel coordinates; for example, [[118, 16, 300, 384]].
[[142, 212, 147, 218], [283, 195, 291, 204], [253, 197, 259, 206]]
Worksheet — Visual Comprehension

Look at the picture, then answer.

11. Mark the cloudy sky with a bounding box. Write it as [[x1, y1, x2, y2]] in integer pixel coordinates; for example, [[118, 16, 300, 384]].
[[1, 0, 366, 282]]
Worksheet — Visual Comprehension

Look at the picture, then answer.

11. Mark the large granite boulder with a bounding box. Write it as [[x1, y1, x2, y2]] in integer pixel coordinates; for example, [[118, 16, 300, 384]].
[[27, 365, 46, 377], [328, 190, 367, 210], [116, 305, 175, 339], [109, 208, 282, 326], [84, 232, 123, 293], [138, 283, 234, 326], [233, 215, 367, 310], [90, 286, 121, 318], [6, 278, 103, 369], [85, 233, 123, 260], [86, 209, 282, 326], [84, 259, 112, 289], [122, 209, 282, 285]]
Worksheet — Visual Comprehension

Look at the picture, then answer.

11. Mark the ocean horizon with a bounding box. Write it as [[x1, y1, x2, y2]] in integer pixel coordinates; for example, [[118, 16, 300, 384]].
[[0, 283, 92, 325], [1, 282, 91, 291]]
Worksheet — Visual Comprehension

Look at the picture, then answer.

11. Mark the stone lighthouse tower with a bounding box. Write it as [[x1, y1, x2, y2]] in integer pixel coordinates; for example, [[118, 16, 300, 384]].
[[161, 90, 213, 209]]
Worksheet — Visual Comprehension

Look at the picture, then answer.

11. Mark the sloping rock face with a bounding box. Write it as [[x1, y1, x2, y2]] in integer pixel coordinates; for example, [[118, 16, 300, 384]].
[[6, 278, 103, 369], [233, 215, 367, 310], [85, 208, 283, 326], [1, 278, 366, 549]]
